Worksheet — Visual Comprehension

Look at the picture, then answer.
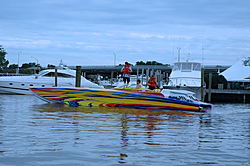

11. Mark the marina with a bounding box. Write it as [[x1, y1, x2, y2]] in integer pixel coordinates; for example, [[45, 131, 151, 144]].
[[1, 0, 250, 165], [0, 95, 249, 165], [2, 63, 250, 103]]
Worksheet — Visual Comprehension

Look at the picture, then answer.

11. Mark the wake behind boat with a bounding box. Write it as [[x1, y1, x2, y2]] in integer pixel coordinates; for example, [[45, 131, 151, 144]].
[[29, 87, 212, 112]]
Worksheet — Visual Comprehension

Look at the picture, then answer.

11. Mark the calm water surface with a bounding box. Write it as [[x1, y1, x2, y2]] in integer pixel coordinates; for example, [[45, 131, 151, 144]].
[[0, 95, 249, 166]]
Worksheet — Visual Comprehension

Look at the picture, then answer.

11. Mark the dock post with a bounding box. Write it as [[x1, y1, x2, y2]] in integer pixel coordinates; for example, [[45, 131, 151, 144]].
[[55, 69, 58, 87], [146, 68, 149, 85], [243, 94, 246, 103], [76, 66, 81, 87], [201, 68, 204, 101], [141, 68, 144, 85], [208, 73, 212, 102], [111, 71, 114, 85], [137, 68, 139, 80]]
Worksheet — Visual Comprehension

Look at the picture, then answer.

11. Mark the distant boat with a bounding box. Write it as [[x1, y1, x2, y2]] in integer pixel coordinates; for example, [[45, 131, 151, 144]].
[[163, 61, 204, 100], [0, 61, 103, 95]]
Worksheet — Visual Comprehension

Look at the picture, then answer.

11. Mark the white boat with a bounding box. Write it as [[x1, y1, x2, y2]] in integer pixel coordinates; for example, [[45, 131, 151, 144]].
[[163, 61, 204, 100], [0, 65, 104, 95]]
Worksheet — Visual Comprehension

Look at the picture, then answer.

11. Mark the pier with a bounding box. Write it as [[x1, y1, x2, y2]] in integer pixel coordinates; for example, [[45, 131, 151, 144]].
[[3, 64, 249, 103], [68, 64, 230, 80], [70, 64, 250, 103], [205, 89, 250, 103]]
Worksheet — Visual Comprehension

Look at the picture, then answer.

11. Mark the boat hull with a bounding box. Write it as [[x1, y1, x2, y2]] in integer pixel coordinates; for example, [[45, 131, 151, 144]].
[[163, 85, 204, 100], [29, 87, 205, 111], [0, 75, 103, 95]]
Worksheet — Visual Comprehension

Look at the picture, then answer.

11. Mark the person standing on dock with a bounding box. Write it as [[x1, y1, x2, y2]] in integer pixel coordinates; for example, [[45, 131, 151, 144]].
[[147, 74, 158, 90], [97, 74, 101, 85], [121, 62, 132, 88]]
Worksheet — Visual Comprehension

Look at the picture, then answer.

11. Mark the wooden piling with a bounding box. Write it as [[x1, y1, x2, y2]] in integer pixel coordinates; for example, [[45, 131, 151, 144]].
[[137, 68, 139, 80], [208, 73, 212, 102], [76, 66, 81, 87], [146, 68, 149, 86], [111, 71, 114, 85], [201, 68, 204, 101], [55, 69, 58, 87], [150, 69, 154, 76], [146, 68, 149, 81], [141, 68, 144, 85]]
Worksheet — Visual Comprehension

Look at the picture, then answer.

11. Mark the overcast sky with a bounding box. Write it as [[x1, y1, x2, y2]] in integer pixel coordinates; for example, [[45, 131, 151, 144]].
[[1, 0, 250, 67]]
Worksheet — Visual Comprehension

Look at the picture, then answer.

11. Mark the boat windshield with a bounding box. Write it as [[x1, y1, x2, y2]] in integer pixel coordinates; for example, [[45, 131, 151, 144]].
[[37, 70, 49, 76], [43, 72, 75, 78], [173, 62, 201, 71], [37, 70, 75, 78], [182, 63, 192, 71]]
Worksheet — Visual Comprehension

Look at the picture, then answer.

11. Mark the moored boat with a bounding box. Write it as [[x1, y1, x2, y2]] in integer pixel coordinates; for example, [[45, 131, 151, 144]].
[[163, 61, 205, 100], [29, 87, 212, 112], [0, 61, 103, 95]]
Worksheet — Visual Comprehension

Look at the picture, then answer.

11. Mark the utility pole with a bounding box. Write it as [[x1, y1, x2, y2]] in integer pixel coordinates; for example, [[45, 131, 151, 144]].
[[113, 53, 116, 66], [17, 51, 22, 75]]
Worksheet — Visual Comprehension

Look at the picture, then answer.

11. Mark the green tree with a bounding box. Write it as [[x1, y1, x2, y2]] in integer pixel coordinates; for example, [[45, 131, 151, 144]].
[[9, 64, 18, 69], [0, 45, 9, 69], [47, 64, 55, 69], [136, 61, 166, 65], [136, 61, 146, 65], [243, 57, 250, 66], [21, 63, 30, 68], [20, 62, 37, 68], [29, 62, 36, 67]]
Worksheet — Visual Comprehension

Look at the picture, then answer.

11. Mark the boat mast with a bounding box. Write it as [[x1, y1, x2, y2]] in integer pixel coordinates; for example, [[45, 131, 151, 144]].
[[177, 47, 181, 62], [201, 28, 204, 67]]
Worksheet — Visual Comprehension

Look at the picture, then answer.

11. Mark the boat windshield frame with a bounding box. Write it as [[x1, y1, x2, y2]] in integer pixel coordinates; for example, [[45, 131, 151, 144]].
[[36, 70, 76, 78], [173, 62, 201, 72]]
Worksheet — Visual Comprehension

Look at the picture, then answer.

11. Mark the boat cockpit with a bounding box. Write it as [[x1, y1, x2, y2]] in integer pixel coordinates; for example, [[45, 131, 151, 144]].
[[37, 70, 76, 78], [173, 62, 201, 72]]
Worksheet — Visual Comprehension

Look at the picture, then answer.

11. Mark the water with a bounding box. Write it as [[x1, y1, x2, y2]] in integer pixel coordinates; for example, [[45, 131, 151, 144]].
[[0, 95, 249, 166]]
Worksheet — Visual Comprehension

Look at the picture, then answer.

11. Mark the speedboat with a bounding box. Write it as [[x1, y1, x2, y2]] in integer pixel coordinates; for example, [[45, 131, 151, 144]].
[[163, 61, 205, 100], [29, 86, 212, 112], [0, 68, 103, 95]]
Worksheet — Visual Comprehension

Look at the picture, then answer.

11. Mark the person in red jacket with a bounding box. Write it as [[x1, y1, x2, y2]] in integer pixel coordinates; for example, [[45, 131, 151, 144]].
[[147, 74, 158, 90], [121, 62, 132, 87]]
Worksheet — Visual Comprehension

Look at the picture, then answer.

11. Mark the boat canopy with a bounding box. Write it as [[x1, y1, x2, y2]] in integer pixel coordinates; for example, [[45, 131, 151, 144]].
[[219, 59, 250, 82]]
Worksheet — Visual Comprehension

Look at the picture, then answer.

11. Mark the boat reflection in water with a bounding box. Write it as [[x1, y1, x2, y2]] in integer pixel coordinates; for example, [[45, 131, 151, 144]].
[[31, 103, 198, 164]]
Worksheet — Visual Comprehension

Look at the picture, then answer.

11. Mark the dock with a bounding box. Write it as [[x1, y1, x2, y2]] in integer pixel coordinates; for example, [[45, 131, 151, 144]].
[[205, 89, 250, 103], [67, 64, 230, 81]]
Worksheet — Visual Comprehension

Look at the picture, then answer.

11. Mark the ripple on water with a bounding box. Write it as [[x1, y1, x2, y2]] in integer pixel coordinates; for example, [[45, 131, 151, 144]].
[[0, 95, 249, 165]]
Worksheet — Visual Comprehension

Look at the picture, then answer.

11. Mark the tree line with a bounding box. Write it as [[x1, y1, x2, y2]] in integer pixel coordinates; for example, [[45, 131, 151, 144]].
[[0, 45, 56, 71], [118, 61, 170, 66]]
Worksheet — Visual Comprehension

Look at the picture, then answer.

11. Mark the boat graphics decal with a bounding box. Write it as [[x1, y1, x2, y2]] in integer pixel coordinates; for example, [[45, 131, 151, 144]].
[[29, 87, 200, 111]]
